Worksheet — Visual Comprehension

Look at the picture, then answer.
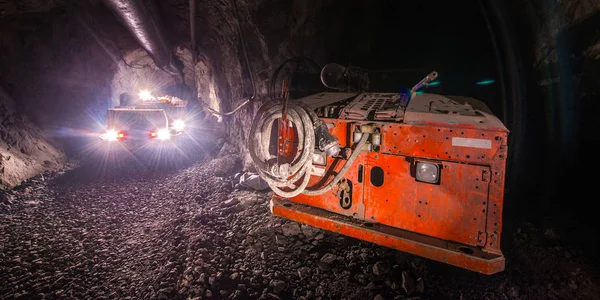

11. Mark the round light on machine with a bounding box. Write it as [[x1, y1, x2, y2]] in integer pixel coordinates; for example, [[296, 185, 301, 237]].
[[416, 162, 440, 184], [157, 128, 171, 141], [139, 90, 153, 101], [312, 151, 327, 166], [100, 130, 119, 142], [172, 119, 185, 131]]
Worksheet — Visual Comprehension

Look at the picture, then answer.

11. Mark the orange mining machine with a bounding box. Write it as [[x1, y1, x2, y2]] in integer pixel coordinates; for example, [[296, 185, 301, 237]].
[[249, 65, 509, 274]]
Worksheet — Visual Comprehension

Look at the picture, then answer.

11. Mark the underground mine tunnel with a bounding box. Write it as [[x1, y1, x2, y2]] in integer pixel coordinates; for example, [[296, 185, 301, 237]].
[[1, 0, 599, 299]]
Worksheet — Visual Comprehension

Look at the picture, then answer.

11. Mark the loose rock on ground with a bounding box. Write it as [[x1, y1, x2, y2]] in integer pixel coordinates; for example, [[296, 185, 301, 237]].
[[1, 151, 599, 300]]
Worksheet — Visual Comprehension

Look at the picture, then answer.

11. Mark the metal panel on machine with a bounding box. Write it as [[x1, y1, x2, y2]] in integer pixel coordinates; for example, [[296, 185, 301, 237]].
[[265, 91, 509, 274]]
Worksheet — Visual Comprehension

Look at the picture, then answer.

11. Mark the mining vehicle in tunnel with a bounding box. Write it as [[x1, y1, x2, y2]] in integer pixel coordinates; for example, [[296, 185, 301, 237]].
[[250, 64, 509, 275], [99, 91, 190, 150]]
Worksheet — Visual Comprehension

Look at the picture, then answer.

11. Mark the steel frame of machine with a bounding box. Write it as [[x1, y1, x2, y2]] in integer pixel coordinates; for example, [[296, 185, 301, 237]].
[[269, 92, 508, 274]]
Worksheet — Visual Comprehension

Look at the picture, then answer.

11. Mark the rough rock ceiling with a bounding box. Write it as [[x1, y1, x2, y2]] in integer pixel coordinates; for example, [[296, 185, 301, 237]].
[[0, 0, 66, 18]]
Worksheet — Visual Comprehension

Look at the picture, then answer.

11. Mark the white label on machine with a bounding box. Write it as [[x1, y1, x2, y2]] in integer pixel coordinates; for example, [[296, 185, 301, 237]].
[[311, 166, 326, 177], [452, 137, 492, 149]]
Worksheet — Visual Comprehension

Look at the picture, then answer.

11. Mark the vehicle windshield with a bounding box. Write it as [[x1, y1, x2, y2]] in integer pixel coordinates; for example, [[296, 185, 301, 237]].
[[105, 110, 168, 130]]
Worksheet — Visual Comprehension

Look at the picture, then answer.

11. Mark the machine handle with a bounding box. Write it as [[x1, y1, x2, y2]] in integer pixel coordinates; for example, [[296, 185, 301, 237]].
[[411, 71, 439, 93]]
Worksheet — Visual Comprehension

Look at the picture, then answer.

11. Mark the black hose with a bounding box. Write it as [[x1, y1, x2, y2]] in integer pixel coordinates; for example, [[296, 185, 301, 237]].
[[269, 56, 321, 101]]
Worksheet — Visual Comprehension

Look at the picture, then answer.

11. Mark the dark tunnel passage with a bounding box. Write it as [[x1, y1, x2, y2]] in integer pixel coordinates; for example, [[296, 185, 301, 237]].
[[1, 0, 600, 299]]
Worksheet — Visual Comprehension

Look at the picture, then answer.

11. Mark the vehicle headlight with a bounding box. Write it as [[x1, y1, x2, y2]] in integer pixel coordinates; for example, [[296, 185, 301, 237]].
[[173, 119, 185, 131], [416, 162, 440, 184], [139, 90, 153, 101], [100, 130, 119, 142], [312, 151, 327, 166], [157, 128, 171, 140]]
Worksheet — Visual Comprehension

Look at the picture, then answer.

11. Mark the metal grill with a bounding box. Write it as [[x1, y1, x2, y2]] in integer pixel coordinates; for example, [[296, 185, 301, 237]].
[[341, 93, 403, 121]]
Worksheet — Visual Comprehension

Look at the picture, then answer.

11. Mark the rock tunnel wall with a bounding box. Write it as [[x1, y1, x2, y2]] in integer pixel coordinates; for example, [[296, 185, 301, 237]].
[[493, 0, 600, 220], [526, 0, 600, 64], [514, 0, 600, 140], [179, 0, 356, 169], [0, 7, 116, 129], [0, 86, 64, 188], [0, 0, 355, 185], [0, 5, 121, 187], [511, 1, 600, 181]]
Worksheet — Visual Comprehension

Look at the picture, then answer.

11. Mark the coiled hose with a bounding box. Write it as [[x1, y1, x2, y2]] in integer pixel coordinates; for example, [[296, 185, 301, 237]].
[[249, 101, 369, 198]]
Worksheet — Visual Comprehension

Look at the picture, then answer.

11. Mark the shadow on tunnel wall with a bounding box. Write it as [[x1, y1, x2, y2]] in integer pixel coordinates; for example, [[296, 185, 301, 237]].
[[543, 9, 600, 253], [505, 1, 600, 258]]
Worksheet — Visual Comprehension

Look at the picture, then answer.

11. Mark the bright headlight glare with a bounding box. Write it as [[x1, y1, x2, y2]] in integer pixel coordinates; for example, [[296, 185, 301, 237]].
[[312, 151, 327, 166], [101, 130, 118, 142], [416, 162, 440, 184], [157, 128, 171, 140], [173, 119, 185, 131], [139, 90, 153, 101]]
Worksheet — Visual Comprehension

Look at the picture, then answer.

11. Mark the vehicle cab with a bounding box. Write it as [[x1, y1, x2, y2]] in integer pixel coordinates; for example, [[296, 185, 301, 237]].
[[99, 91, 188, 148]]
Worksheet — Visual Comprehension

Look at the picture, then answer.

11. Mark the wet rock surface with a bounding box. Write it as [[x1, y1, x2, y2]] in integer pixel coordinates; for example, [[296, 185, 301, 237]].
[[1, 153, 599, 300]]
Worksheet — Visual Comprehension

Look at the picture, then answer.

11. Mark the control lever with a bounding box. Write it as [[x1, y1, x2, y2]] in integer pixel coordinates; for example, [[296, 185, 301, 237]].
[[410, 71, 439, 94]]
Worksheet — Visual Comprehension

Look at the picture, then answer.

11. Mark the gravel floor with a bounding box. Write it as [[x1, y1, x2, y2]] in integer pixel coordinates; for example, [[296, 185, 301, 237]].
[[1, 149, 599, 300]]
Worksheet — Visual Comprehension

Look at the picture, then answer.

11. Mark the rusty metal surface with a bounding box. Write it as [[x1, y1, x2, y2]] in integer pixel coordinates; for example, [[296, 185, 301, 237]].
[[270, 198, 505, 275], [303, 92, 506, 131], [404, 93, 506, 130], [379, 123, 507, 166], [277, 118, 295, 157], [272, 91, 509, 273], [290, 120, 507, 253], [362, 154, 491, 247], [340, 93, 403, 121], [406, 93, 479, 115]]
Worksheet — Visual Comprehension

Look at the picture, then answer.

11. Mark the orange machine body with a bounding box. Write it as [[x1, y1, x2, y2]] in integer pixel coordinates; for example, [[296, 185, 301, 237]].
[[270, 92, 509, 274]]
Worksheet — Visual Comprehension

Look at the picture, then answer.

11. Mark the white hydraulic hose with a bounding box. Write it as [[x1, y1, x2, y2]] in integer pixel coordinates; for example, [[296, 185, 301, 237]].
[[249, 101, 315, 198], [249, 100, 369, 198]]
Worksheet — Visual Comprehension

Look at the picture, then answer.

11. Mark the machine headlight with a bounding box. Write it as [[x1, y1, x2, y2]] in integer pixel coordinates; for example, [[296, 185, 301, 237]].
[[157, 128, 171, 140], [173, 119, 185, 131], [139, 90, 153, 101], [312, 151, 327, 166], [416, 162, 440, 184], [100, 130, 119, 142]]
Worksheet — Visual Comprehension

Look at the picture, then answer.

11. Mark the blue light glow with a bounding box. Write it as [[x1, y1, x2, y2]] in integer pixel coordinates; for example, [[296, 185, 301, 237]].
[[476, 79, 495, 85]]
